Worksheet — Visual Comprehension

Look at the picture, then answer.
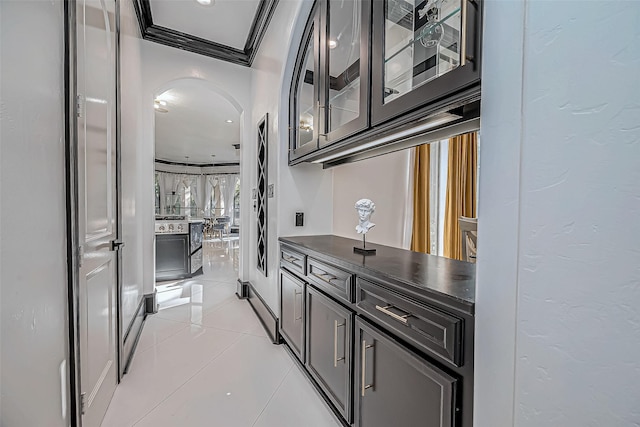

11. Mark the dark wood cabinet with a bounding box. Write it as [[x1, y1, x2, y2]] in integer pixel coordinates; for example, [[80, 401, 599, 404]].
[[305, 286, 353, 422], [354, 317, 459, 427], [371, 0, 482, 126], [279, 268, 306, 362], [278, 237, 474, 427], [288, 0, 482, 165]]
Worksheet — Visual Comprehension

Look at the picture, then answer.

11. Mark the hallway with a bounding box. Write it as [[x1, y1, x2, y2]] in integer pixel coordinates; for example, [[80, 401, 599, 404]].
[[102, 239, 340, 427]]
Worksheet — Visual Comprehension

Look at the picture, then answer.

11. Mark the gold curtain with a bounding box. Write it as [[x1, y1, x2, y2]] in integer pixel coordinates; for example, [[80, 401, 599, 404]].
[[443, 133, 478, 260], [410, 144, 430, 253]]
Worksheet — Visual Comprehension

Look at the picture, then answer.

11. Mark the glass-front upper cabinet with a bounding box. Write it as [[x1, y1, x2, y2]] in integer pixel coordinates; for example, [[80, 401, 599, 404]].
[[290, 4, 320, 161], [371, 0, 481, 125], [318, 0, 371, 146]]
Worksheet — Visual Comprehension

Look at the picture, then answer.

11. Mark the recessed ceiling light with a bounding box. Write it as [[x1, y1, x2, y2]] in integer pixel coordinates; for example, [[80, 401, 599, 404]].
[[154, 99, 168, 113], [328, 39, 338, 49], [197, 0, 212, 5], [225, 119, 233, 123]]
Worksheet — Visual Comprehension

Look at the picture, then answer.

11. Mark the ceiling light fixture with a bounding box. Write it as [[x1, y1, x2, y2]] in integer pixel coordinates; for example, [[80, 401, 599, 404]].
[[225, 119, 233, 123], [154, 99, 168, 113], [328, 39, 338, 49], [197, 0, 213, 5]]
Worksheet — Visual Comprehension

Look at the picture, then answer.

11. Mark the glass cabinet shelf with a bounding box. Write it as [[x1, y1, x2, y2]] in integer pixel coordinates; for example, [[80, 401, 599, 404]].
[[385, 7, 461, 65]]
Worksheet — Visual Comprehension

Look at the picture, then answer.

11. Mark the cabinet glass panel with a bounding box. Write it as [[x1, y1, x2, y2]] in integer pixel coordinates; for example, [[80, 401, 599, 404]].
[[327, 0, 362, 132], [296, 33, 316, 149], [383, 0, 462, 104]]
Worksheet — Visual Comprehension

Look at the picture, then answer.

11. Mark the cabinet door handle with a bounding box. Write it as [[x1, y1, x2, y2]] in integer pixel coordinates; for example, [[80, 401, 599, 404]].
[[375, 304, 411, 325], [333, 320, 346, 367], [461, 0, 468, 66], [361, 339, 374, 396], [294, 289, 303, 321]]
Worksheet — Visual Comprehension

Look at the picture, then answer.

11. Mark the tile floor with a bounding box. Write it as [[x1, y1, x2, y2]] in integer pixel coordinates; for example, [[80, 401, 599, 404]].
[[102, 238, 341, 427]]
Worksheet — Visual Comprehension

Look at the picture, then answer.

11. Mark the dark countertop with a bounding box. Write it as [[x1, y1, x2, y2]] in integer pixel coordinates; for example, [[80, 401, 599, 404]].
[[279, 235, 475, 315]]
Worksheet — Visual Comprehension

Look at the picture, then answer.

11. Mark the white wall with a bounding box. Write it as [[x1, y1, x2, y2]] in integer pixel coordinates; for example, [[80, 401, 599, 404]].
[[120, 0, 145, 332], [138, 40, 253, 294], [476, 2, 640, 426], [332, 150, 412, 248], [245, 0, 334, 313], [0, 1, 70, 425]]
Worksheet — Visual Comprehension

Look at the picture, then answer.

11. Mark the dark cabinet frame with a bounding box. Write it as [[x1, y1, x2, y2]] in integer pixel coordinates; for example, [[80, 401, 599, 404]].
[[317, 0, 372, 146], [305, 286, 354, 422], [289, 3, 320, 162], [370, 0, 482, 126], [288, 0, 483, 166], [279, 268, 306, 361], [354, 317, 459, 427]]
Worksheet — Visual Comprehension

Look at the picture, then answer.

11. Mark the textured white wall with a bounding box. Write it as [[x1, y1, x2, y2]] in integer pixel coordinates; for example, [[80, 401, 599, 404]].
[[332, 150, 412, 248], [120, 0, 146, 332], [476, 2, 640, 426], [0, 1, 70, 425], [246, 0, 334, 313], [138, 41, 253, 293]]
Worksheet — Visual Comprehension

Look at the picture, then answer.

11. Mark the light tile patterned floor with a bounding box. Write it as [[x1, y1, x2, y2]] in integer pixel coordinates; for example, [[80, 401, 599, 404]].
[[102, 238, 340, 427]]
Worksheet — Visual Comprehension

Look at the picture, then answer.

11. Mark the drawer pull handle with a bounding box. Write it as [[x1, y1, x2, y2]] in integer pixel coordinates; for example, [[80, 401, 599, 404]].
[[333, 320, 346, 367], [375, 304, 411, 325], [314, 271, 338, 283], [361, 339, 374, 396], [283, 255, 300, 264]]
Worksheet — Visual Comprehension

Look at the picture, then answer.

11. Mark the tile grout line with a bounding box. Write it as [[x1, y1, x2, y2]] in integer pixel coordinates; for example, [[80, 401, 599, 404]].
[[135, 318, 189, 354], [130, 332, 247, 427], [250, 364, 295, 427]]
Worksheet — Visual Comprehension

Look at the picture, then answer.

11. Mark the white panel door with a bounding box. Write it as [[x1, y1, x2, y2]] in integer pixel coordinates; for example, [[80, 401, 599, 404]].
[[77, 0, 118, 425]]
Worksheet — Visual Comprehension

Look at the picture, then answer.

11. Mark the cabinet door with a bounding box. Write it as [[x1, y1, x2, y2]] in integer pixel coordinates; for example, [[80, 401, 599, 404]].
[[354, 318, 459, 427], [280, 269, 306, 361], [318, 0, 371, 146], [371, 0, 481, 126], [289, 3, 321, 162], [306, 286, 353, 422]]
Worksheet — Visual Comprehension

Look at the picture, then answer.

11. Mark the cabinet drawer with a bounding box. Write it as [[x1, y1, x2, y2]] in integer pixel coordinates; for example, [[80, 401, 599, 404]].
[[356, 278, 463, 367], [306, 257, 353, 304], [281, 246, 306, 276]]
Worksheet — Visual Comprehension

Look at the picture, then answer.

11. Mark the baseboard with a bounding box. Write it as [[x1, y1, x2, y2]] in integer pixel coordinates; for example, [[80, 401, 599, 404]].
[[236, 279, 249, 299], [122, 298, 146, 375], [246, 282, 280, 344], [145, 291, 157, 314]]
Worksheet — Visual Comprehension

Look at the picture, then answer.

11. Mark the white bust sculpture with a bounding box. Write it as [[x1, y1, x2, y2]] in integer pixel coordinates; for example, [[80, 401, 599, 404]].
[[355, 199, 376, 235]]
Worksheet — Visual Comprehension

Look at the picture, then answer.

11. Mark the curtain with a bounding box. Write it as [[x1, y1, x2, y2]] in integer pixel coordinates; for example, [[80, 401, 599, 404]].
[[443, 132, 478, 260], [205, 175, 219, 217], [410, 144, 431, 253], [219, 175, 239, 218]]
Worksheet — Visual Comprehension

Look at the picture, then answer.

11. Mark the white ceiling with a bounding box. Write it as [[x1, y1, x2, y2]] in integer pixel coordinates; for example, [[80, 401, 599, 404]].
[[149, 0, 262, 50], [154, 80, 241, 164]]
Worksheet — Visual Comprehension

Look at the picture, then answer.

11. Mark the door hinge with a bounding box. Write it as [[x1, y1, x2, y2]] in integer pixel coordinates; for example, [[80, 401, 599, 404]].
[[80, 392, 87, 414], [76, 94, 84, 118]]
